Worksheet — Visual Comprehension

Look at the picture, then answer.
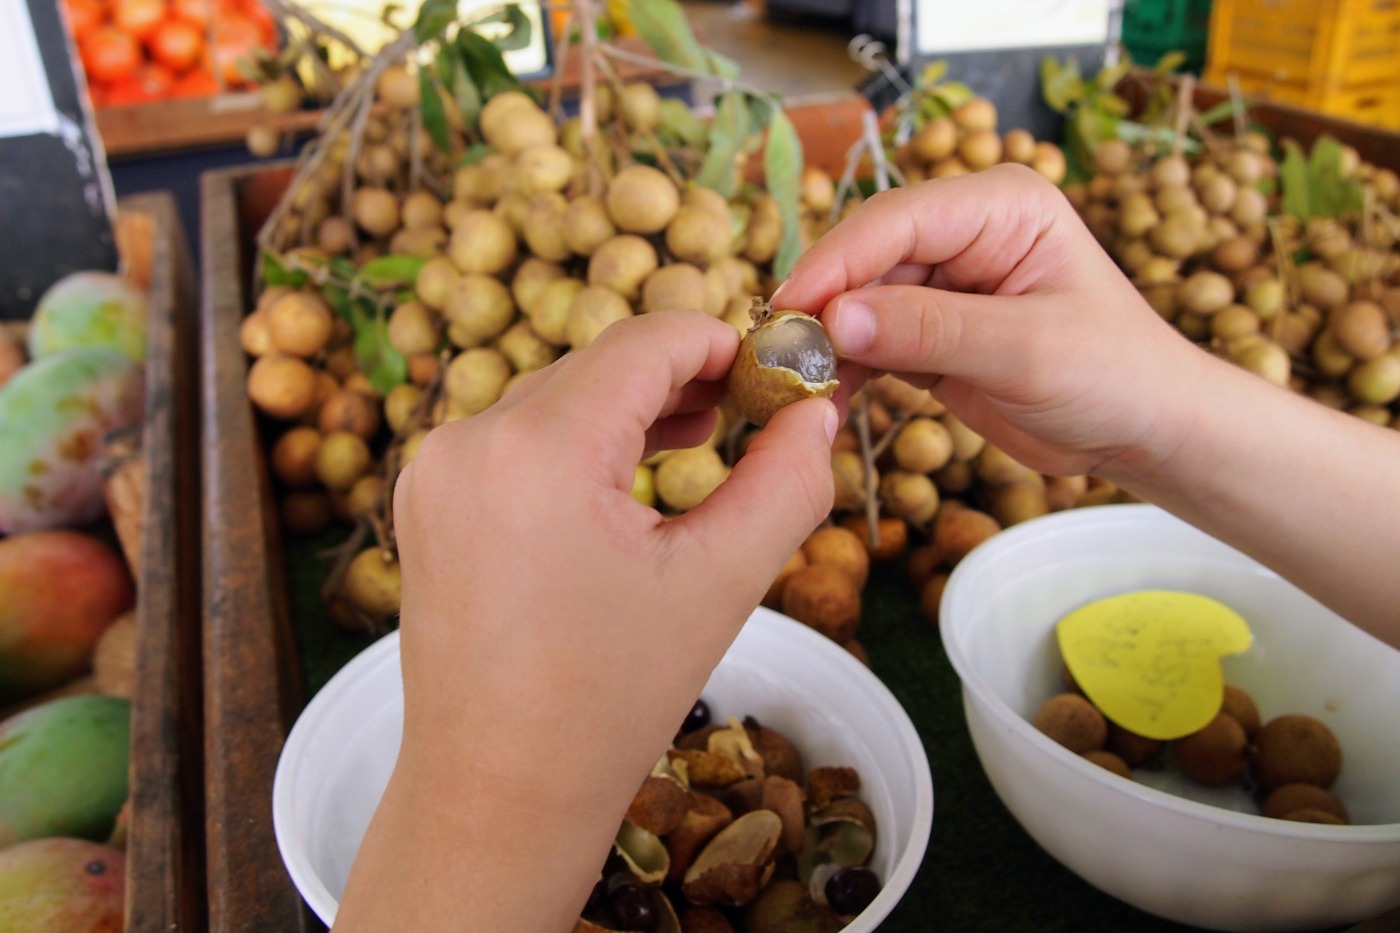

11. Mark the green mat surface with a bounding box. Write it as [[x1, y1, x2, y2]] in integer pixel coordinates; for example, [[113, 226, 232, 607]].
[[284, 534, 1223, 932]]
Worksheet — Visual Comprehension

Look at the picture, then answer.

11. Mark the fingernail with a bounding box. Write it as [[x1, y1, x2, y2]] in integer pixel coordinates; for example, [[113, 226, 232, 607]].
[[769, 279, 789, 305], [822, 401, 839, 444], [828, 299, 875, 355]]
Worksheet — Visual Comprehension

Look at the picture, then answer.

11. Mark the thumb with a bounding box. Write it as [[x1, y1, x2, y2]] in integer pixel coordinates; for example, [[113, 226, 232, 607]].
[[823, 284, 1044, 391], [669, 397, 836, 586]]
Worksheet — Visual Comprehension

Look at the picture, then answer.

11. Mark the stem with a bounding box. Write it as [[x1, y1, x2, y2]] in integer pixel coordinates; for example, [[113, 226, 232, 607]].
[[1171, 74, 1194, 158], [547, 6, 574, 123], [597, 42, 773, 101], [409, 90, 425, 192], [593, 50, 685, 186], [574, 0, 604, 197], [853, 393, 880, 551]]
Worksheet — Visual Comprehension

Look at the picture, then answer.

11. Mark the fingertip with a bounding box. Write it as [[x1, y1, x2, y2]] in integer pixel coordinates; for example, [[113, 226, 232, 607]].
[[823, 297, 876, 357]]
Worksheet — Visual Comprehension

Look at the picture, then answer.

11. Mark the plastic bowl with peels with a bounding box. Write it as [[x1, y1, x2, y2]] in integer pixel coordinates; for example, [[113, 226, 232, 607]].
[[941, 504, 1400, 932], [274, 606, 934, 930]]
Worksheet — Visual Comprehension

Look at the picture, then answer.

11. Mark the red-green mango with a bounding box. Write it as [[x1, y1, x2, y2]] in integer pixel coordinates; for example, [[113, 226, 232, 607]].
[[0, 530, 134, 700], [0, 838, 125, 931]]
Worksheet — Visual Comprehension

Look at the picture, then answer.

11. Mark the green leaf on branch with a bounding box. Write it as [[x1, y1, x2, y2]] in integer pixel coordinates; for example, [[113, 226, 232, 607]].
[[1041, 56, 1084, 113], [1199, 99, 1243, 126], [460, 141, 492, 165], [695, 91, 750, 196], [629, 0, 736, 77], [349, 297, 408, 396], [261, 250, 309, 288], [1279, 135, 1364, 221], [355, 255, 428, 290], [657, 97, 707, 146], [459, 30, 519, 98], [488, 3, 533, 51], [763, 106, 804, 280], [414, 0, 457, 42], [419, 71, 453, 154]]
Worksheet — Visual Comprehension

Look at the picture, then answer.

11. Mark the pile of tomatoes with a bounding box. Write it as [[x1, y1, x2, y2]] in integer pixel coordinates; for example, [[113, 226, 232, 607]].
[[63, 0, 279, 106]]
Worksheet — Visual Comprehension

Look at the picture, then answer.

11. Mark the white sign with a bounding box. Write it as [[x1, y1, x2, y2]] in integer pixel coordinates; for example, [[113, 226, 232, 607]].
[[0, 0, 61, 138], [916, 0, 1110, 54]]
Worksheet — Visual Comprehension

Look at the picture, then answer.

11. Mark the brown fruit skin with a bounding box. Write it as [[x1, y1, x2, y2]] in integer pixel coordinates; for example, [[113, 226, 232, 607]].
[[1281, 808, 1346, 824], [681, 906, 737, 933], [801, 526, 870, 589], [932, 508, 1001, 566], [1107, 722, 1164, 768], [762, 550, 806, 610], [780, 564, 861, 643], [1251, 714, 1343, 792], [1082, 750, 1133, 780], [919, 572, 949, 627], [837, 514, 908, 563], [1034, 693, 1108, 753], [1173, 712, 1249, 786], [1260, 783, 1349, 823], [1220, 684, 1261, 740], [247, 354, 317, 420]]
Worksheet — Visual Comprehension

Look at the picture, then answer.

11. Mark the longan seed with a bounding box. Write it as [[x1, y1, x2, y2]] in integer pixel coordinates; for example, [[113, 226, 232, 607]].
[[1082, 750, 1132, 779], [1261, 783, 1349, 822], [1220, 684, 1261, 739], [1173, 713, 1249, 786], [1252, 714, 1343, 792], [1034, 693, 1107, 753]]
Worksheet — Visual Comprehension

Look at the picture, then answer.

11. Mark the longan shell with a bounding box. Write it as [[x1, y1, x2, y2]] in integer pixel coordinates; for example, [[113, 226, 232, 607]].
[[1220, 684, 1262, 740], [1107, 722, 1164, 768], [801, 525, 870, 589], [1034, 693, 1107, 753], [932, 508, 1001, 566], [1260, 783, 1349, 823], [1173, 712, 1249, 786], [837, 513, 908, 563], [1082, 750, 1132, 780], [780, 563, 861, 643], [761, 550, 806, 610], [1251, 714, 1342, 792]]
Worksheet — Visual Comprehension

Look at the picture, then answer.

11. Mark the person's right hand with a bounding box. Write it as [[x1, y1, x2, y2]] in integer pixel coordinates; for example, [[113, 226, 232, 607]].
[[776, 164, 1211, 482]]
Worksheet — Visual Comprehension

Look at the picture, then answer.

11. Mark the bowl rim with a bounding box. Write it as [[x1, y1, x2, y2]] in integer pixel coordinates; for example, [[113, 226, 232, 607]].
[[274, 606, 937, 926], [940, 502, 1400, 841]]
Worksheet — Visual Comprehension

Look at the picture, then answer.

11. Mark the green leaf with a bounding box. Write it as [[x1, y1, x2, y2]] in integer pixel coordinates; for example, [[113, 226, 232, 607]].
[[356, 255, 428, 289], [1041, 56, 1084, 113], [414, 0, 457, 42], [1309, 136, 1364, 218], [419, 72, 453, 154], [1199, 99, 1242, 126], [657, 97, 707, 146], [261, 250, 309, 288], [349, 298, 409, 396], [1279, 140, 1312, 221], [695, 92, 750, 196], [1153, 50, 1188, 75], [320, 283, 352, 322], [920, 60, 950, 86], [628, 0, 718, 75], [492, 3, 533, 51], [449, 52, 483, 130], [459, 30, 519, 98], [763, 108, 804, 280], [460, 141, 492, 165], [704, 48, 741, 80]]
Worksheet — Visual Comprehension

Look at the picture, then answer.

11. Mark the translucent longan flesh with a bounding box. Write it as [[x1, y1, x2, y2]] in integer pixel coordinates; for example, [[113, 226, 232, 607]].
[[752, 316, 836, 384]]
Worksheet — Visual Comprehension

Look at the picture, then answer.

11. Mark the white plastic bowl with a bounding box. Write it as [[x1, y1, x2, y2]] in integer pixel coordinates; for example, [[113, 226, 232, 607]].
[[941, 503, 1400, 932], [274, 605, 934, 929]]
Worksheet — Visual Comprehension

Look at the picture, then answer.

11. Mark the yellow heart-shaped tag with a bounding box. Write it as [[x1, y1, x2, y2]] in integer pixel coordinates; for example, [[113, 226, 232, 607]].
[[1057, 590, 1253, 741]]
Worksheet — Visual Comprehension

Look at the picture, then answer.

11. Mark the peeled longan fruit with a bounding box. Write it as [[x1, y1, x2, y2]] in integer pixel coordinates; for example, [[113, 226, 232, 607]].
[[1252, 714, 1343, 792], [606, 164, 680, 235], [1261, 783, 1349, 822], [642, 263, 708, 314], [1082, 750, 1132, 780], [932, 507, 1000, 566], [248, 354, 317, 420], [588, 234, 659, 301], [801, 525, 870, 589], [838, 513, 907, 563], [1220, 684, 1261, 740], [781, 563, 861, 643], [762, 549, 807, 609], [444, 346, 511, 415], [655, 446, 729, 512], [1035, 693, 1107, 753], [448, 210, 518, 276], [315, 430, 371, 491], [1173, 712, 1249, 786], [270, 426, 322, 488]]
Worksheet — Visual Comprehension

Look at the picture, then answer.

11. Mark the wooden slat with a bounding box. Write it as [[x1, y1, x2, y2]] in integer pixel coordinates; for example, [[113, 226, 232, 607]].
[[199, 167, 318, 933], [118, 191, 207, 933]]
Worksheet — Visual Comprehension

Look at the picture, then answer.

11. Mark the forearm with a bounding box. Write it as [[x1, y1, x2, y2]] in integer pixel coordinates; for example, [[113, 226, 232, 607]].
[[1109, 350, 1400, 648], [333, 754, 612, 932]]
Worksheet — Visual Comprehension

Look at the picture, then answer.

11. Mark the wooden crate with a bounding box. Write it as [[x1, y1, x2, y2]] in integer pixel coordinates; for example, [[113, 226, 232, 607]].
[[117, 192, 206, 932]]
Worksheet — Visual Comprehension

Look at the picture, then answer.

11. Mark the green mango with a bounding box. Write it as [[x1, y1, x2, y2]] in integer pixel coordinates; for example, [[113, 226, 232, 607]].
[[29, 270, 148, 362], [0, 695, 130, 847], [0, 347, 144, 534], [0, 837, 125, 931]]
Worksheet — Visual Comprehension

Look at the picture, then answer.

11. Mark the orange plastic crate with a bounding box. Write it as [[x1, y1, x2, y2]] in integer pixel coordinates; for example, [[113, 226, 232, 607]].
[[1218, 72, 1400, 126], [1206, 0, 1400, 90]]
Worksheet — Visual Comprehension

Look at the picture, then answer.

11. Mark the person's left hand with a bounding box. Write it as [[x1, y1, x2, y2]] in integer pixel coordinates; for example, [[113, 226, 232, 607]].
[[334, 310, 837, 932]]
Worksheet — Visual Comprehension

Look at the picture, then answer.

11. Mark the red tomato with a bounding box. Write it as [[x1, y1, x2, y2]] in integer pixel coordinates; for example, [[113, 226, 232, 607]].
[[171, 0, 210, 27], [61, 0, 105, 43], [170, 66, 220, 97], [211, 14, 263, 86], [100, 63, 175, 105], [149, 17, 204, 71], [80, 26, 142, 85], [238, 0, 277, 45], [112, 0, 168, 40]]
